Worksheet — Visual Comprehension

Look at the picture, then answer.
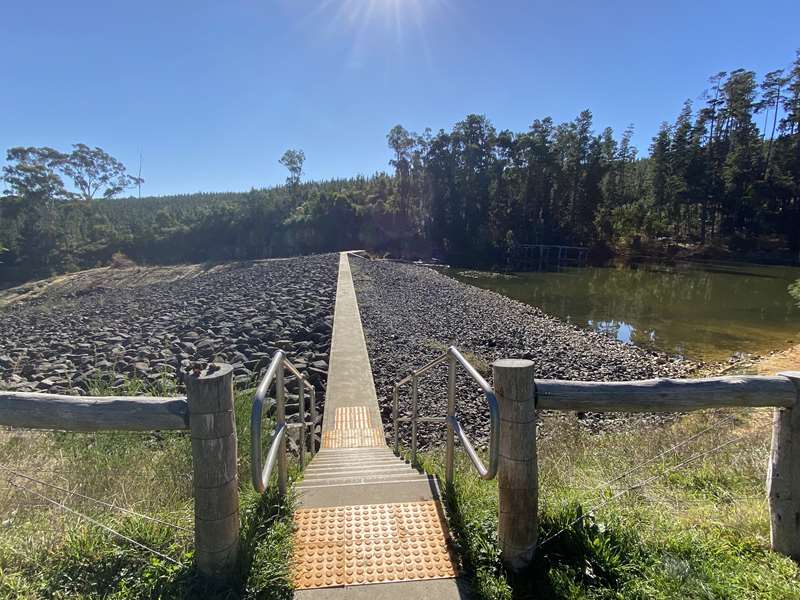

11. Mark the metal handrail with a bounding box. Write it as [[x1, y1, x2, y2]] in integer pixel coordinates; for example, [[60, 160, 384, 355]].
[[251, 350, 318, 494], [392, 345, 500, 485]]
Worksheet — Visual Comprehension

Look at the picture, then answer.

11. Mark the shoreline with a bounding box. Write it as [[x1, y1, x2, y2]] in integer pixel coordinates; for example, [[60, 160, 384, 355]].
[[743, 343, 800, 376], [439, 259, 799, 371]]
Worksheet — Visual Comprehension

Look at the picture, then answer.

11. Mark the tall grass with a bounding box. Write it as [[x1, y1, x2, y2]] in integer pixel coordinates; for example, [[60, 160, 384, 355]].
[[0, 376, 298, 599], [418, 409, 800, 599], [5, 374, 800, 598]]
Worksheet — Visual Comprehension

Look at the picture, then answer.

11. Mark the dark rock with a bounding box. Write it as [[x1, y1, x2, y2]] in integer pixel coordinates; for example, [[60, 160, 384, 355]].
[[351, 258, 695, 451], [0, 253, 337, 434]]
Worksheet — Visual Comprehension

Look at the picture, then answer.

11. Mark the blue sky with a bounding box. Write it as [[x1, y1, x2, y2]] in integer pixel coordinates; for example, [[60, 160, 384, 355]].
[[2, 0, 798, 196]]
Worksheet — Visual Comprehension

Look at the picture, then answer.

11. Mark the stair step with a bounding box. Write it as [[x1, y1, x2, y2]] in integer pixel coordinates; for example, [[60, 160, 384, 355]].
[[303, 466, 420, 477], [309, 457, 405, 467], [315, 446, 393, 453], [314, 451, 394, 459], [306, 461, 410, 473], [297, 472, 429, 488], [303, 469, 415, 482], [309, 457, 398, 466]]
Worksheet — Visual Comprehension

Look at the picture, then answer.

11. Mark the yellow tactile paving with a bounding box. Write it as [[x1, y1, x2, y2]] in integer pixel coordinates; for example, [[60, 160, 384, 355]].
[[321, 428, 384, 449], [334, 406, 373, 430], [320, 406, 384, 448], [292, 501, 458, 589]]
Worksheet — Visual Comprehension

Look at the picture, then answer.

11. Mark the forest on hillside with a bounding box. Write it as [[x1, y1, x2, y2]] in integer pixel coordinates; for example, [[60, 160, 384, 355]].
[[1, 50, 799, 284]]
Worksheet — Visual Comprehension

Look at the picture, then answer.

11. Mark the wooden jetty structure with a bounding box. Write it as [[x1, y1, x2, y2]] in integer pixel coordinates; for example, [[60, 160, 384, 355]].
[[511, 243, 588, 270]]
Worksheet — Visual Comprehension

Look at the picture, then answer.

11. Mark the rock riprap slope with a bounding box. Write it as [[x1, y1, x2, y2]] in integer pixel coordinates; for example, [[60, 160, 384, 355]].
[[351, 258, 695, 449], [0, 255, 338, 396]]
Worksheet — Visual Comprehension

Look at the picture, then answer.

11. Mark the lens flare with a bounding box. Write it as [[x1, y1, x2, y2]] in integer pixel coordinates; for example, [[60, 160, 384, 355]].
[[303, 0, 448, 69]]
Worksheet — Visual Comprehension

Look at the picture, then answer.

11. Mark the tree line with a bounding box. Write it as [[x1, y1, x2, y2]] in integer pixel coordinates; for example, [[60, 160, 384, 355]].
[[1, 50, 798, 284], [384, 50, 800, 262]]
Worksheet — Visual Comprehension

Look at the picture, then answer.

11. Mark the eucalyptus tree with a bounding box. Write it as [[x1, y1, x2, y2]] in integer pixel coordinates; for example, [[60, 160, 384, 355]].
[[387, 125, 415, 219], [61, 144, 143, 201], [3, 144, 142, 203], [279, 149, 305, 188], [2, 147, 71, 206], [780, 50, 800, 135]]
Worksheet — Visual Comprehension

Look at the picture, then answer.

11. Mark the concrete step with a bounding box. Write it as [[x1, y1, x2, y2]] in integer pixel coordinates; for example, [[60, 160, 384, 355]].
[[305, 460, 404, 471], [307, 456, 405, 469], [311, 450, 397, 459], [295, 577, 469, 599], [304, 460, 412, 472], [297, 477, 441, 508], [314, 448, 395, 459], [303, 466, 415, 478], [297, 472, 429, 489]]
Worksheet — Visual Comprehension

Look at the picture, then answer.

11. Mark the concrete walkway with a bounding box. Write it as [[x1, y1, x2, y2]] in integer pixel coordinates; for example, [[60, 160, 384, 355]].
[[292, 253, 467, 598]]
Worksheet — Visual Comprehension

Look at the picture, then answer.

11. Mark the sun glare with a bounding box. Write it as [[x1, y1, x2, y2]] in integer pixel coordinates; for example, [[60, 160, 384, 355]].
[[306, 0, 447, 65], [332, 0, 427, 25]]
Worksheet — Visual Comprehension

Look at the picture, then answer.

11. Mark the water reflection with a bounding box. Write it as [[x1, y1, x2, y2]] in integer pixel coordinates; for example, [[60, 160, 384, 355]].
[[448, 260, 800, 362], [587, 320, 637, 344]]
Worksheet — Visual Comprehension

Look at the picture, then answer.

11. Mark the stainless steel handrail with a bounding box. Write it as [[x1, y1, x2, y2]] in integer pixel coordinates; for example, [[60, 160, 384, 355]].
[[251, 350, 318, 495], [392, 345, 500, 485]]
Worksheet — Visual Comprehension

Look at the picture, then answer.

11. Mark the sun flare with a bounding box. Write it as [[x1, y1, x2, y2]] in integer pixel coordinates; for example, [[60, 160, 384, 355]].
[[308, 0, 447, 54]]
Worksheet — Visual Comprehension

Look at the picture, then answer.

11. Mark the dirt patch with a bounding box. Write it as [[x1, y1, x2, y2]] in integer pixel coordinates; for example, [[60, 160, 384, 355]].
[[0, 258, 295, 308], [751, 343, 800, 375]]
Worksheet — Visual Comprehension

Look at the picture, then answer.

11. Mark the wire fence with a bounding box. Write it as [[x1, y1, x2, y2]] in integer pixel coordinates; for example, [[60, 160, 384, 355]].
[[0, 424, 193, 566], [535, 408, 771, 550], [7, 479, 186, 566]]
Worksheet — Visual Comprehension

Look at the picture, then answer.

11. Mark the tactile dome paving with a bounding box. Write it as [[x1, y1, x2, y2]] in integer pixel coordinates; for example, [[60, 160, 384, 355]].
[[292, 501, 458, 589], [321, 406, 384, 448], [321, 428, 384, 449], [333, 406, 373, 430]]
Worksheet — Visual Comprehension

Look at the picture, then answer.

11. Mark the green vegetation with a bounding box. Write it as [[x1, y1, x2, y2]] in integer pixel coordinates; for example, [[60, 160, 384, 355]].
[[2, 50, 800, 284], [0, 377, 297, 599], [790, 279, 800, 307], [3, 384, 800, 598], [418, 409, 800, 599]]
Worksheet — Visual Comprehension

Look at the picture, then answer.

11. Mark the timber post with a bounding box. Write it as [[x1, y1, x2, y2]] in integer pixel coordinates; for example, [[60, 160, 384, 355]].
[[493, 358, 538, 571], [185, 363, 240, 578], [769, 371, 800, 560]]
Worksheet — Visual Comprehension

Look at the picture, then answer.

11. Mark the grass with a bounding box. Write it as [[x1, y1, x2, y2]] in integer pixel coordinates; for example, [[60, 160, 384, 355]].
[[4, 373, 800, 598], [417, 408, 800, 599], [0, 375, 300, 599], [790, 279, 800, 308], [425, 340, 491, 376]]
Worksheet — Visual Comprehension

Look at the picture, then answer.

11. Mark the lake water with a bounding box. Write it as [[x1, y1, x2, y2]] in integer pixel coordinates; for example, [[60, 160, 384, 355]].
[[446, 261, 800, 363]]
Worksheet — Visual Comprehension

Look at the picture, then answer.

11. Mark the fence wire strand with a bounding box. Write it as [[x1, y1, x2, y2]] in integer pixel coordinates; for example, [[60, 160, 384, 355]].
[[0, 464, 191, 532], [589, 413, 738, 494], [6, 479, 185, 567], [537, 433, 747, 550]]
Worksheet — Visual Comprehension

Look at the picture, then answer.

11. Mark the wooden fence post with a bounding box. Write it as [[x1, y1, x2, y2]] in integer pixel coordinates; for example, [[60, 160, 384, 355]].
[[493, 358, 538, 571], [769, 371, 800, 560], [185, 363, 240, 578]]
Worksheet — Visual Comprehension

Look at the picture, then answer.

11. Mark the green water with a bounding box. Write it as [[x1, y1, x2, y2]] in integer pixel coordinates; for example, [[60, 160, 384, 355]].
[[447, 261, 800, 362]]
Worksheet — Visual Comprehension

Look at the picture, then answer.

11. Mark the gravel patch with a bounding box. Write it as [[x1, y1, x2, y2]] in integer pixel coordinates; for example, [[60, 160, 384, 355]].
[[351, 257, 696, 450]]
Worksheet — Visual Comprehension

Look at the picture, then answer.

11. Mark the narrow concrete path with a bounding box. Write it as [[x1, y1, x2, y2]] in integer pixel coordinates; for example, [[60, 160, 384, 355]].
[[292, 253, 467, 599]]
